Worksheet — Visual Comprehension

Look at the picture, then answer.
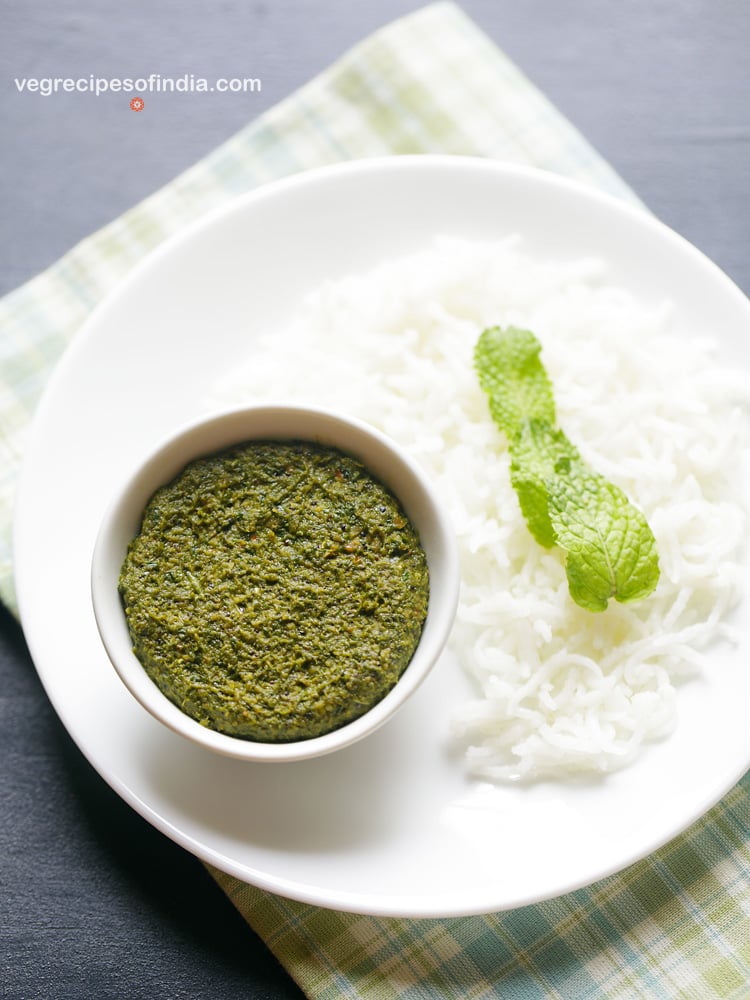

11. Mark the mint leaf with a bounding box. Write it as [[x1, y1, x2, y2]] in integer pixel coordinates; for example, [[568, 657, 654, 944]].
[[475, 327, 660, 612], [548, 465, 661, 613], [475, 327, 555, 437], [509, 419, 579, 549]]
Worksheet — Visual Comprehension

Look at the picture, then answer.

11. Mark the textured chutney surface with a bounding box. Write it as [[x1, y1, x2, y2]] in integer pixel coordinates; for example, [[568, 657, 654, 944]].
[[118, 440, 430, 741]]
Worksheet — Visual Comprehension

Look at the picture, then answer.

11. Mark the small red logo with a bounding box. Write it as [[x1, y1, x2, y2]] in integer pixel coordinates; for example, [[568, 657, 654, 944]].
[[130, 96, 145, 112]]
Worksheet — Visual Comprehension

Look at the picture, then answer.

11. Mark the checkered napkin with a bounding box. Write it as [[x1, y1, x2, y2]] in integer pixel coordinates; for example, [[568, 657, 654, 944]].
[[2, 4, 749, 997]]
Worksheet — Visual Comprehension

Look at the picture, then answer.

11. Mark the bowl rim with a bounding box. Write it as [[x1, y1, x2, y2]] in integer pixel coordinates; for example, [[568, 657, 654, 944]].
[[90, 402, 459, 762]]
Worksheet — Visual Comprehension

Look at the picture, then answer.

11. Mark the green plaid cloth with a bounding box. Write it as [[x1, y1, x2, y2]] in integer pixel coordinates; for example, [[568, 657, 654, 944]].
[[2, 3, 749, 997]]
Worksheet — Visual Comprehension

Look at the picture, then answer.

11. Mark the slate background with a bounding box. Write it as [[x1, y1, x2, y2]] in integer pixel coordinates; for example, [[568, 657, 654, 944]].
[[2, 2, 749, 998]]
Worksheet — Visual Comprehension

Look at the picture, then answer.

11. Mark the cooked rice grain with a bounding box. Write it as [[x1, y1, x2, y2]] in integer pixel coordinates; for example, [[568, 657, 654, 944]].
[[209, 238, 750, 780]]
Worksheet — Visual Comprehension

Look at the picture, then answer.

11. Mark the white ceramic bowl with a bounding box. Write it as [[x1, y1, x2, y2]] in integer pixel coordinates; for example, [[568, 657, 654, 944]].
[[91, 403, 459, 762]]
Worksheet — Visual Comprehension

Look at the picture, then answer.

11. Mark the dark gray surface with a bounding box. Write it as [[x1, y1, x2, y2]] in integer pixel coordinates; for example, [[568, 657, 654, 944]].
[[4, 0, 749, 299], [2, 2, 749, 998]]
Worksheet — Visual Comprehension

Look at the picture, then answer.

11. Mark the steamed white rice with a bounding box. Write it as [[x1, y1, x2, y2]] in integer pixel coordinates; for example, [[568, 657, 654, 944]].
[[208, 237, 750, 780]]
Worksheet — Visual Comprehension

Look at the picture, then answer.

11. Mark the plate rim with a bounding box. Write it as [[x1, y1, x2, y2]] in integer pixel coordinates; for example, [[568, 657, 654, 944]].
[[13, 154, 750, 918]]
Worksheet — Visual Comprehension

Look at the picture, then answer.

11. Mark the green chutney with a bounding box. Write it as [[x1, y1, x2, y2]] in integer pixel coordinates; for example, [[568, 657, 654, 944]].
[[118, 439, 430, 742]]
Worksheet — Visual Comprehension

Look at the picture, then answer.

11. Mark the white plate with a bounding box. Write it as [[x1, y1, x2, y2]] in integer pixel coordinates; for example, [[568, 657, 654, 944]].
[[14, 156, 750, 917]]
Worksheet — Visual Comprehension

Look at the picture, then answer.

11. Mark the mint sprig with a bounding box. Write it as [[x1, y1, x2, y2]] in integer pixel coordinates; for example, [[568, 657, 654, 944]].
[[475, 327, 659, 612]]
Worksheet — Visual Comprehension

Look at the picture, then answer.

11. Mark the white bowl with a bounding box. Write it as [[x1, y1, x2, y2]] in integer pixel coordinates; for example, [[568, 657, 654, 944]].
[[90, 403, 459, 762]]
